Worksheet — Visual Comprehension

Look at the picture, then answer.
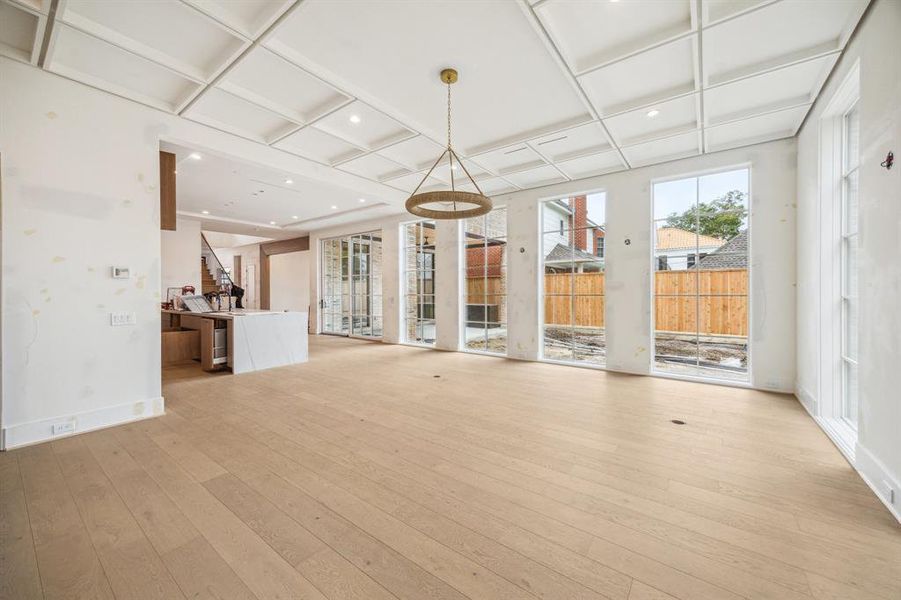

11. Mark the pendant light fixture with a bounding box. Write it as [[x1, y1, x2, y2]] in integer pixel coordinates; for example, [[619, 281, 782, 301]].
[[405, 68, 492, 220]]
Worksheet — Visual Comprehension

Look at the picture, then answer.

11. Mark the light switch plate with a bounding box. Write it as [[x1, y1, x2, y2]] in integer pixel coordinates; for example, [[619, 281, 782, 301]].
[[110, 312, 137, 326]]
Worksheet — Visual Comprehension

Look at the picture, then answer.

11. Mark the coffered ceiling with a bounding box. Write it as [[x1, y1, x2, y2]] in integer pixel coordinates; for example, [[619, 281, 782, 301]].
[[2, 0, 870, 210]]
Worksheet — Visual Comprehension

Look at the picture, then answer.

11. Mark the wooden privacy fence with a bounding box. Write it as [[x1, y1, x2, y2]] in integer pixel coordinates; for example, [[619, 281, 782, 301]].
[[467, 269, 748, 336]]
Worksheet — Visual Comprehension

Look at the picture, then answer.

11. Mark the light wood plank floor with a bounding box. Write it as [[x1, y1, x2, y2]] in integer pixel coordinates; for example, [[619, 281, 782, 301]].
[[2, 335, 899, 600]]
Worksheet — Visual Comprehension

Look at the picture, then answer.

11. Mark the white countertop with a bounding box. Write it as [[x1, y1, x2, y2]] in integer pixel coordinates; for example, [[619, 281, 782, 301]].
[[163, 308, 303, 320]]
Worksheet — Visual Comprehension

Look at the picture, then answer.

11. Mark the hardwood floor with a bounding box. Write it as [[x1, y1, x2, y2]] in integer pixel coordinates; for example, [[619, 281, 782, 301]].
[[2, 335, 899, 600]]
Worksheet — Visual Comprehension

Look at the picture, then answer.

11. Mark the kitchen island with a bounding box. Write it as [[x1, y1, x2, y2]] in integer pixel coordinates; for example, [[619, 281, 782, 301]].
[[162, 309, 308, 374]]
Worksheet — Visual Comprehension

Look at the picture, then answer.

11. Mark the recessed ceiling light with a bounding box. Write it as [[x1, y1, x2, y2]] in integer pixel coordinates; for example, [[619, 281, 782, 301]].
[[201, 210, 209, 215], [647, 109, 660, 118], [189, 152, 202, 160], [285, 178, 293, 184], [269, 221, 277, 225], [349, 114, 361, 124], [451, 164, 458, 170], [359, 198, 366, 203], [292, 215, 299, 219], [331, 205, 338, 210]]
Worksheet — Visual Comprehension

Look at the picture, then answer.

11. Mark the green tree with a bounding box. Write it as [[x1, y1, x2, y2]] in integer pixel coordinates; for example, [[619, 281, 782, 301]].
[[665, 190, 747, 239]]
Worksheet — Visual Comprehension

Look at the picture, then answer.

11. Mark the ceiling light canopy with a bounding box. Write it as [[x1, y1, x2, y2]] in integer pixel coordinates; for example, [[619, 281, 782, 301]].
[[405, 68, 492, 220]]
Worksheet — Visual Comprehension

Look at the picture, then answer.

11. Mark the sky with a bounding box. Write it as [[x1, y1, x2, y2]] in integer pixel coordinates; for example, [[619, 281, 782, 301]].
[[654, 168, 749, 220]]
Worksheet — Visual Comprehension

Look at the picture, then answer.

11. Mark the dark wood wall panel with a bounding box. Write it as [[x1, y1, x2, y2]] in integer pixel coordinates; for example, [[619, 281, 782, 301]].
[[159, 151, 176, 231]]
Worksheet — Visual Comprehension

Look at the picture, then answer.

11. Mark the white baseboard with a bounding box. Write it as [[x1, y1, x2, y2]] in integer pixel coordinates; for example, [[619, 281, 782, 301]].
[[1, 396, 165, 450], [855, 442, 901, 523], [794, 388, 901, 524], [795, 383, 817, 414]]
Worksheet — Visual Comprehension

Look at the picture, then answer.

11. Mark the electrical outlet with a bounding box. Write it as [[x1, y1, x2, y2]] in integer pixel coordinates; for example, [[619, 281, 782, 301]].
[[52, 422, 75, 436], [110, 312, 137, 326]]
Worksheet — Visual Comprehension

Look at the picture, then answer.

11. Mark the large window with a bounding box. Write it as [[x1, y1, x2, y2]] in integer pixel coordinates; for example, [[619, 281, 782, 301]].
[[841, 102, 859, 428], [403, 221, 437, 345], [541, 193, 606, 366], [652, 169, 750, 381], [463, 208, 507, 354], [321, 232, 382, 338]]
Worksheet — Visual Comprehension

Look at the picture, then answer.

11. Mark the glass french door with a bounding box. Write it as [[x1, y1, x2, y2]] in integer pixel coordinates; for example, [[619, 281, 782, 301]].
[[321, 231, 382, 338]]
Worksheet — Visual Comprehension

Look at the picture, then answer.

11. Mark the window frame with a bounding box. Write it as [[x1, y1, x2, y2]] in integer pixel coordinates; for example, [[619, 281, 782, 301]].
[[401, 219, 437, 347], [460, 207, 508, 356], [538, 190, 608, 370], [648, 164, 753, 386], [810, 59, 860, 461]]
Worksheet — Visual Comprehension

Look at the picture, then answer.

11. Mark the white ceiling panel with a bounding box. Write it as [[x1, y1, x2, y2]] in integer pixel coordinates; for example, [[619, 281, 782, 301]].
[[503, 165, 567, 189], [705, 105, 808, 152], [703, 0, 868, 85], [313, 100, 413, 151], [472, 144, 547, 175], [702, 0, 774, 25], [47, 24, 200, 111], [622, 130, 700, 167], [60, 0, 246, 81], [529, 122, 611, 162], [459, 177, 518, 196], [218, 47, 350, 123], [0, 0, 41, 63], [265, 0, 591, 153], [579, 35, 697, 116], [604, 94, 699, 146], [556, 150, 624, 180], [537, 0, 693, 73], [704, 55, 835, 125], [186, 87, 298, 143], [274, 126, 364, 165], [377, 135, 446, 171], [185, 0, 292, 38], [383, 171, 443, 194], [338, 153, 410, 182]]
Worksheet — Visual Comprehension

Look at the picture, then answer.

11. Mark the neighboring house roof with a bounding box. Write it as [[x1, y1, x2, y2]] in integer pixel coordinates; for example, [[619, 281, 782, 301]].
[[694, 230, 748, 269], [544, 243, 599, 264], [655, 227, 723, 250]]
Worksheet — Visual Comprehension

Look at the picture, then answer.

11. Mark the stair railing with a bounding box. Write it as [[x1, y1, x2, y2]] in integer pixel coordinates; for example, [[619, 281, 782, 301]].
[[201, 233, 235, 291]]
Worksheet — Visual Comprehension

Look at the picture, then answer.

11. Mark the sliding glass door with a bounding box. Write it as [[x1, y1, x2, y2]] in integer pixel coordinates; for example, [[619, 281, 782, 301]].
[[321, 231, 382, 338]]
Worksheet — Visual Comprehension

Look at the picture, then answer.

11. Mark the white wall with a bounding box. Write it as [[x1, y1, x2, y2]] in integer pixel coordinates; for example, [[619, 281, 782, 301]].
[[161, 217, 201, 298], [796, 0, 901, 519], [0, 57, 399, 448], [270, 251, 310, 314], [305, 139, 797, 392]]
